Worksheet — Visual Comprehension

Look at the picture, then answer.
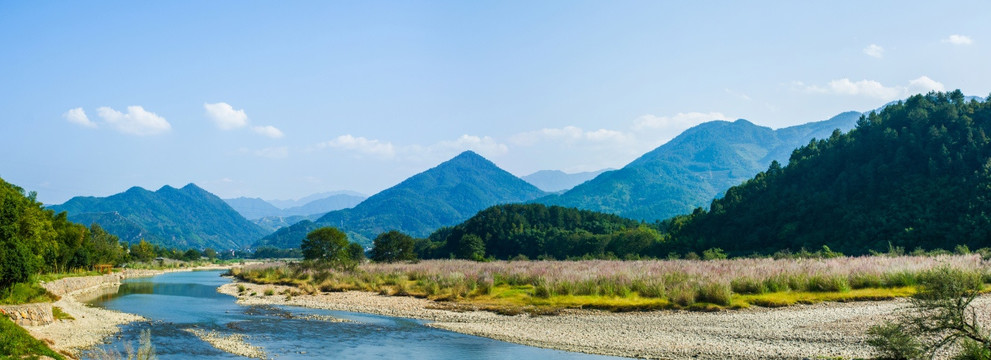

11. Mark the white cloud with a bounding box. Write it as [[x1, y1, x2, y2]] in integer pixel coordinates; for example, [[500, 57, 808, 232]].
[[96, 106, 171, 135], [943, 34, 973, 45], [434, 135, 509, 156], [863, 44, 884, 58], [320, 135, 397, 158], [632, 112, 729, 131], [253, 146, 289, 159], [63, 107, 97, 128], [204, 102, 248, 130], [907, 76, 946, 94], [252, 125, 285, 139], [800, 76, 944, 100]]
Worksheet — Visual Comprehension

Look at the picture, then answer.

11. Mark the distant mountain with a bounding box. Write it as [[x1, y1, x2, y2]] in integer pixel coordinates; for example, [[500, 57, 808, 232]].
[[225, 193, 366, 220], [522, 169, 611, 193], [667, 91, 991, 255], [49, 183, 266, 250], [256, 151, 547, 248], [252, 214, 319, 233], [266, 191, 366, 209], [538, 111, 862, 221], [224, 197, 283, 220]]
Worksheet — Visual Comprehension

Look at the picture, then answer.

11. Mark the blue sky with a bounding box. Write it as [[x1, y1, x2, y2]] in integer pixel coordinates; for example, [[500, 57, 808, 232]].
[[2, 1, 989, 204]]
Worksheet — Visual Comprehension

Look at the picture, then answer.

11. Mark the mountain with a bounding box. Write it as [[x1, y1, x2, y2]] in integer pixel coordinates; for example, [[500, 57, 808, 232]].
[[252, 214, 320, 233], [266, 191, 366, 209], [522, 169, 611, 193], [256, 151, 547, 248], [538, 111, 862, 221], [666, 91, 991, 255], [49, 183, 267, 250], [224, 197, 283, 220], [225, 194, 366, 220]]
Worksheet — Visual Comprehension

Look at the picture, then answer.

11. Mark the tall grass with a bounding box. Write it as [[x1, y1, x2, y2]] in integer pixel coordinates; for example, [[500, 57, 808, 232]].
[[230, 255, 988, 310]]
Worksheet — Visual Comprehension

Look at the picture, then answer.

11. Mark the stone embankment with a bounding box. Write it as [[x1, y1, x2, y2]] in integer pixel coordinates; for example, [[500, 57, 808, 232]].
[[0, 303, 55, 326]]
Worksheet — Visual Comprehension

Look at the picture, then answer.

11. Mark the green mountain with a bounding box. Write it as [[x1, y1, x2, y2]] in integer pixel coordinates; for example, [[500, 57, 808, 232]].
[[522, 169, 611, 193], [538, 111, 862, 221], [49, 183, 266, 250], [256, 151, 547, 248], [666, 91, 991, 255], [223, 197, 283, 220]]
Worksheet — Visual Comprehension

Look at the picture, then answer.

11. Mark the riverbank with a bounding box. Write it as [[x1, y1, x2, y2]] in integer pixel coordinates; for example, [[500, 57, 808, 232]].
[[218, 280, 982, 359], [21, 266, 231, 358]]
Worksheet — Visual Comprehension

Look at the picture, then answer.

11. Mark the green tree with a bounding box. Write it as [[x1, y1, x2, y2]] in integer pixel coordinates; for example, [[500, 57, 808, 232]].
[[456, 234, 485, 261], [301, 227, 349, 263], [346, 242, 365, 266], [371, 230, 417, 263], [182, 249, 202, 261], [203, 248, 217, 260], [130, 239, 156, 262]]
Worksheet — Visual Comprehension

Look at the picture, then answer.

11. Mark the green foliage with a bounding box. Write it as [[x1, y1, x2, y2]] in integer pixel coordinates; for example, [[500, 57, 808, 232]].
[[0, 282, 57, 305], [301, 227, 349, 262], [370, 230, 417, 263], [48, 183, 267, 250], [130, 239, 156, 262], [866, 322, 923, 360], [701, 248, 727, 260], [668, 92, 991, 256], [257, 151, 547, 248], [540, 111, 861, 221], [419, 203, 664, 260], [0, 315, 65, 359]]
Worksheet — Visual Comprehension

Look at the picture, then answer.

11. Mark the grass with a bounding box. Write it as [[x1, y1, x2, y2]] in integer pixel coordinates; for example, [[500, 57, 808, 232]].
[[0, 315, 65, 360], [0, 283, 59, 305], [229, 254, 989, 314], [51, 306, 74, 321]]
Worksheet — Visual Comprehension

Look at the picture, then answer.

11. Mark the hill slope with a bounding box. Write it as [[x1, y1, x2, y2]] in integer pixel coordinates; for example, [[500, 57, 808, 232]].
[[667, 91, 991, 255], [539, 111, 862, 221], [225, 194, 366, 220], [256, 151, 547, 248], [50, 183, 266, 249]]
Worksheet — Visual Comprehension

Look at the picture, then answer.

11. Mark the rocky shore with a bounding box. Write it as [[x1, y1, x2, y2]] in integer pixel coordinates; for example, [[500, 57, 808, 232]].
[[218, 280, 975, 359]]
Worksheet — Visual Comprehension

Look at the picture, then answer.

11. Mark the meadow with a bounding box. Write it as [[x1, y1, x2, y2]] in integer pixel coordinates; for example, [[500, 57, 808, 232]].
[[228, 254, 990, 313]]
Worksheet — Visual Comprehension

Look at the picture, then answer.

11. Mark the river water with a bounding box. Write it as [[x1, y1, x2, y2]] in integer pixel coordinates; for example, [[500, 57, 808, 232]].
[[84, 270, 623, 359]]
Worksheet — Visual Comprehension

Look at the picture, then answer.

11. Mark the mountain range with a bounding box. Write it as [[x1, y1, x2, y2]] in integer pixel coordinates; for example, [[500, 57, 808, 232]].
[[48, 183, 266, 249], [522, 169, 611, 193], [256, 151, 547, 248], [537, 111, 863, 221], [223, 193, 366, 220]]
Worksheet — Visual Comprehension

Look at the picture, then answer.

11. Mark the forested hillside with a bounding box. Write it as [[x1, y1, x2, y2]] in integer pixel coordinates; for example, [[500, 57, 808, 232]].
[[418, 203, 663, 260], [50, 183, 266, 250], [539, 111, 861, 221], [256, 151, 547, 248], [666, 91, 991, 255]]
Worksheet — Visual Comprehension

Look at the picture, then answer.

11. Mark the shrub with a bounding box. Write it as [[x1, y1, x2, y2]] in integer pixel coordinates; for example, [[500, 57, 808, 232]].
[[730, 277, 767, 294], [696, 282, 732, 306], [668, 284, 696, 307], [807, 275, 850, 293], [866, 322, 922, 360], [263, 288, 274, 296], [533, 282, 552, 299]]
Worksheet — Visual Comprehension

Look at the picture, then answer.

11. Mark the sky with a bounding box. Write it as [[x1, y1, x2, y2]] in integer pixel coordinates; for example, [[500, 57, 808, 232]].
[[2, 1, 989, 205]]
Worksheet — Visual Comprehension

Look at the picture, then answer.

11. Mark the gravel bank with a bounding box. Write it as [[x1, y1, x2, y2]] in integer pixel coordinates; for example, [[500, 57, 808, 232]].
[[219, 280, 991, 359], [186, 328, 267, 359]]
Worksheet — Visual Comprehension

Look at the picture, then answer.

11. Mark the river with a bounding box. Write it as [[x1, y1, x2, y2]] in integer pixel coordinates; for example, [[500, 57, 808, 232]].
[[84, 270, 624, 359]]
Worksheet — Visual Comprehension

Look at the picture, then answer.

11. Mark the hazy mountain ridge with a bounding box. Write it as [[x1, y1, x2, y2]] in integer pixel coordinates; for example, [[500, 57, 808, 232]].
[[49, 183, 266, 250], [522, 169, 611, 193], [256, 151, 547, 248], [224, 194, 366, 220], [538, 111, 863, 221]]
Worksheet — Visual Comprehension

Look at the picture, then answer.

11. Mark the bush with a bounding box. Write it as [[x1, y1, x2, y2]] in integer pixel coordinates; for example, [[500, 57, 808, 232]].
[[866, 322, 922, 360], [730, 277, 767, 294], [263, 288, 274, 296], [696, 282, 732, 306]]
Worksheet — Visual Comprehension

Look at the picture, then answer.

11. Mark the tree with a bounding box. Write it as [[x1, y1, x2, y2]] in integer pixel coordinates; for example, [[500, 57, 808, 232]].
[[371, 230, 417, 263], [203, 248, 217, 260], [301, 227, 349, 263], [456, 234, 485, 261], [346, 243, 365, 266], [182, 249, 202, 261], [130, 239, 156, 262]]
